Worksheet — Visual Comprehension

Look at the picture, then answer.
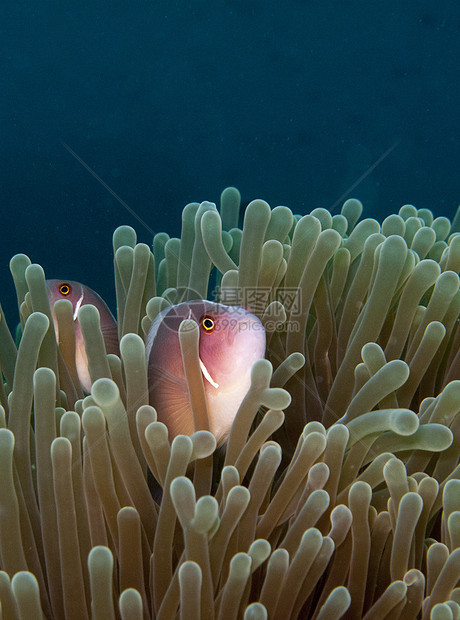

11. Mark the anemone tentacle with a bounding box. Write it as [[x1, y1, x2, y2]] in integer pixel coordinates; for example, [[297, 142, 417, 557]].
[[0, 188, 459, 619]]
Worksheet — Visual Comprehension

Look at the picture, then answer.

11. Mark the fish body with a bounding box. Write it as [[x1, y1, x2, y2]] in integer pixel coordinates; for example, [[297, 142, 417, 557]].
[[146, 300, 266, 443], [46, 279, 118, 391]]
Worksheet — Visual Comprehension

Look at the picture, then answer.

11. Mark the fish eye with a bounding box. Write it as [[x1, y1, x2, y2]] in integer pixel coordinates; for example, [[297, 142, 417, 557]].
[[201, 316, 215, 332], [59, 283, 71, 296]]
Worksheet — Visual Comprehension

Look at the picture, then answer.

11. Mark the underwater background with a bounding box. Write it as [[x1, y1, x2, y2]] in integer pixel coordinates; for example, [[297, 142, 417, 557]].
[[1, 0, 459, 323]]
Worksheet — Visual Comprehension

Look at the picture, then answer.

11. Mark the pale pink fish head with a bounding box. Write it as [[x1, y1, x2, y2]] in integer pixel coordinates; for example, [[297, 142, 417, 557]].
[[46, 279, 118, 392], [145, 300, 266, 444]]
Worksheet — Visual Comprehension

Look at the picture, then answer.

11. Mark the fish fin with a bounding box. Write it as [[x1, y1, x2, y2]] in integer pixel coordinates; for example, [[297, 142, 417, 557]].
[[149, 366, 194, 437]]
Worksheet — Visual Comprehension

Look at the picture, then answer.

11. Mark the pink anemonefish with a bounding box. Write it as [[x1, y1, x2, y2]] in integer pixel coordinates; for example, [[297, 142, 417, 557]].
[[145, 300, 266, 444], [46, 279, 118, 392]]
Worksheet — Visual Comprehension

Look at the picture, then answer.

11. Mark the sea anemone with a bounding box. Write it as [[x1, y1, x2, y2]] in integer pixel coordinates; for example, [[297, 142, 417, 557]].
[[0, 188, 459, 619]]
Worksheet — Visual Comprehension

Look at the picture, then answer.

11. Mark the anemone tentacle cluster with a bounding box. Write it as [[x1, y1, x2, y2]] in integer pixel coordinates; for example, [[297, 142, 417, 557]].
[[0, 187, 459, 619]]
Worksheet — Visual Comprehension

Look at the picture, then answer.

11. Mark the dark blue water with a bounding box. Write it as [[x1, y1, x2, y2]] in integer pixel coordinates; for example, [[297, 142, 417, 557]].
[[1, 1, 459, 323]]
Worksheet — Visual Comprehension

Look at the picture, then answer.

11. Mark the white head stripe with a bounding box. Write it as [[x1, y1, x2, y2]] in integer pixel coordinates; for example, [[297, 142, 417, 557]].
[[73, 292, 85, 320], [199, 358, 219, 389]]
